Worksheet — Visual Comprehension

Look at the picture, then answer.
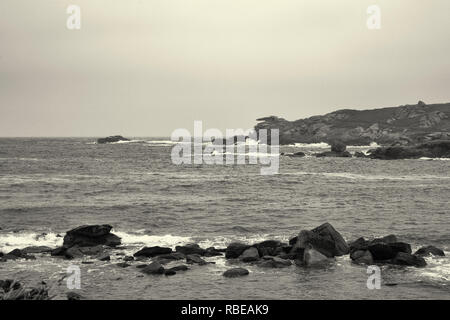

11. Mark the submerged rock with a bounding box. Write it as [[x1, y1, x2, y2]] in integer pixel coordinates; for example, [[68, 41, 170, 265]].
[[142, 261, 165, 275], [369, 140, 450, 159], [414, 245, 445, 257], [167, 265, 189, 272], [97, 135, 130, 144], [223, 268, 249, 278], [258, 257, 292, 268], [2, 249, 36, 261], [22, 246, 53, 254]]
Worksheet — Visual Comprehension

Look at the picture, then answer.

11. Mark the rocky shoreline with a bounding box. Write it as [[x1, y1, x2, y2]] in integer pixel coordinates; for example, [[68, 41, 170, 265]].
[[0, 223, 445, 299]]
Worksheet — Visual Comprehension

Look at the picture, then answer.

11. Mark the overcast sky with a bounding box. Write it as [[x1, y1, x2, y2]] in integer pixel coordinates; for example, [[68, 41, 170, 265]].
[[1, 0, 449, 137]]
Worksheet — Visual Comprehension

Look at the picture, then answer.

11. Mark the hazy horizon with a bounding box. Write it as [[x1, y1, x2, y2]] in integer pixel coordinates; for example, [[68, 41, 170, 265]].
[[1, 1, 450, 137]]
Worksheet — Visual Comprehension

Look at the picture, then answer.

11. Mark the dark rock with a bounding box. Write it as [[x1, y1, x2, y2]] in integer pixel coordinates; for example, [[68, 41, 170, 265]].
[[133, 246, 172, 258], [331, 142, 347, 153], [349, 237, 369, 252], [239, 247, 260, 262], [168, 265, 189, 272], [164, 270, 176, 276], [253, 240, 283, 257], [175, 243, 206, 256], [135, 264, 148, 269], [186, 254, 207, 265], [287, 151, 306, 157], [116, 262, 131, 268], [368, 243, 396, 260], [291, 222, 349, 258], [0, 279, 22, 292], [3, 249, 36, 261], [78, 245, 106, 256], [97, 135, 130, 144], [289, 237, 298, 245], [392, 252, 427, 267], [156, 252, 185, 260], [142, 261, 165, 275], [65, 246, 84, 259], [123, 256, 134, 261], [303, 247, 333, 267], [354, 151, 367, 158], [414, 245, 445, 257], [223, 268, 249, 278], [369, 140, 450, 160], [67, 292, 86, 300], [389, 242, 412, 255], [204, 247, 223, 257], [370, 235, 398, 244], [225, 242, 251, 259], [97, 254, 110, 261], [315, 150, 352, 158], [63, 225, 121, 248], [311, 222, 349, 256], [350, 250, 374, 265], [51, 247, 67, 256], [22, 246, 53, 254], [258, 257, 292, 268]]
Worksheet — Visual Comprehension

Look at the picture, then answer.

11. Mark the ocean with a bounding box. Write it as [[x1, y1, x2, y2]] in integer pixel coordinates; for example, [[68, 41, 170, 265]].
[[0, 137, 449, 299]]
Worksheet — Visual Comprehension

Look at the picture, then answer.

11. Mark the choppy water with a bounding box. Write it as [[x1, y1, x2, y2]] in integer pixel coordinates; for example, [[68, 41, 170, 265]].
[[0, 138, 449, 299]]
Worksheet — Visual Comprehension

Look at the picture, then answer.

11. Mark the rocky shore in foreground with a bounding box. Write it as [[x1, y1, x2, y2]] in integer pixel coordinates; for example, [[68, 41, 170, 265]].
[[0, 223, 445, 299]]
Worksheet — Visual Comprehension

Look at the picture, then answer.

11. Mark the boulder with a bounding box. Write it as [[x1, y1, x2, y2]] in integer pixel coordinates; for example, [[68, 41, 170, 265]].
[[354, 151, 367, 158], [225, 242, 251, 259], [414, 245, 445, 257], [63, 225, 121, 248], [303, 247, 333, 267], [350, 250, 373, 265], [368, 243, 396, 260], [291, 230, 336, 258], [97, 135, 130, 144], [142, 261, 165, 275], [186, 254, 207, 265], [370, 234, 398, 244], [311, 222, 349, 256], [133, 246, 172, 258], [223, 268, 249, 278], [392, 252, 427, 267], [154, 252, 185, 261], [175, 244, 206, 256], [291, 222, 348, 258], [239, 247, 260, 262], [287, 152, 306, 157]]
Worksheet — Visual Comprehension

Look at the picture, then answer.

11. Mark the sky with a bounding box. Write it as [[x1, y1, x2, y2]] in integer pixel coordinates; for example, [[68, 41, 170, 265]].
[[1, 0, 449, 137]]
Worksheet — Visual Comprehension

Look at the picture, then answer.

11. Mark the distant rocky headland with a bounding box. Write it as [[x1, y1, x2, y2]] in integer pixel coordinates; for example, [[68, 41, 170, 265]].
[[255, 101, 450, 146]]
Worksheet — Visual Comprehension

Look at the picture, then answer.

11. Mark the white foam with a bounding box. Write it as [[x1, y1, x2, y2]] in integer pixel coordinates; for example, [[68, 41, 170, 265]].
[[0, 232, 62, 252], [114, 231, 192, 249]]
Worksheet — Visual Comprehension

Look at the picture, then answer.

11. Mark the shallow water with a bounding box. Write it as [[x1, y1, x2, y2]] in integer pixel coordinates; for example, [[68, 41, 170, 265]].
[[0, 138, 449, 299]]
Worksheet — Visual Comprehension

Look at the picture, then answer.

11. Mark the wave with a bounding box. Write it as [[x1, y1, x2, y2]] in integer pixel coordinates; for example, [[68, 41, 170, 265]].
[[289, 142, 380, 149]]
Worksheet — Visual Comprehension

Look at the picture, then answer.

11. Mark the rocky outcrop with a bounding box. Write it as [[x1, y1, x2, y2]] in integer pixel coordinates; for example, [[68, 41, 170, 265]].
[[97, 135, 130, 144], [368, 140, 450, 159], [225, 243, 251, 259], [254, 101, 450, 145]]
